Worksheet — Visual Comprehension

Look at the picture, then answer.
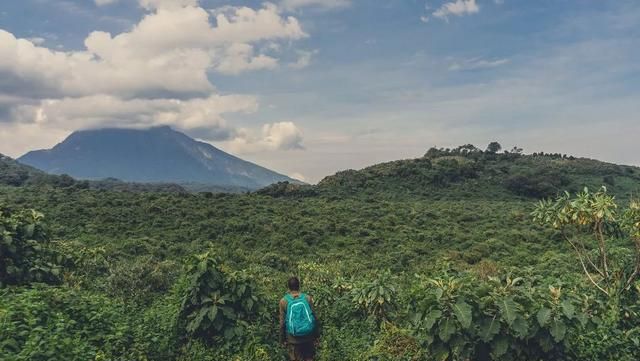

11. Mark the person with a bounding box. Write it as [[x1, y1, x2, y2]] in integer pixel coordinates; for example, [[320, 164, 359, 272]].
[[279, 277, 320, 361]]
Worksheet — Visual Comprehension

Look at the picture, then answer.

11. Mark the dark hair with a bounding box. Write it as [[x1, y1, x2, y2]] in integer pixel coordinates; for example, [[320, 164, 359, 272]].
[[287, 277, 300, 291]]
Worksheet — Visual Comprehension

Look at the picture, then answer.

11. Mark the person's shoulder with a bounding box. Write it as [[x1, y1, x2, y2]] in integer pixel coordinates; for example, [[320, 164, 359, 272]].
[[305, 294, 313, 303]]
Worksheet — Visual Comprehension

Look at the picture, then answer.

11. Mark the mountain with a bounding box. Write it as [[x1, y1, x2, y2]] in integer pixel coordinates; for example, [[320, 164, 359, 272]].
[[18, 126, 298, 189]]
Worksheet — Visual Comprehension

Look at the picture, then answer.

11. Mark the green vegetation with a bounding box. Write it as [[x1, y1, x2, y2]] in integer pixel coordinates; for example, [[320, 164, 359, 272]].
[[1, 146, 639, 360]]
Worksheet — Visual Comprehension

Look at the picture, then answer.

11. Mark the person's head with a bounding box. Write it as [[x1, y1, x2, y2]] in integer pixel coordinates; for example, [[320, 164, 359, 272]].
[[287, 276, 300, 292]]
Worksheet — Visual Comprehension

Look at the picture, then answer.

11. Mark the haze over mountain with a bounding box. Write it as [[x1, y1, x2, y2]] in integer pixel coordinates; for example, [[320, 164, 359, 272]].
[[18, 126, 298, 189]]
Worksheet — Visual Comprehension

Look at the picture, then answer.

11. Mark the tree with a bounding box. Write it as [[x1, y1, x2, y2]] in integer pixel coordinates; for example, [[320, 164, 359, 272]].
[[455, 144, 480, 155], [532, 187, 640, 297], [486, 142, 502, 154], [510, 146, 524, 155]]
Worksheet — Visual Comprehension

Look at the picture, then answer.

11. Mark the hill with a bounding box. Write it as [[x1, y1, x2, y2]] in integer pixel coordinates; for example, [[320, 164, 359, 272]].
[[314, 145, 640, 200], [18, 126, 298, 189], [1, 153, 186, 192]]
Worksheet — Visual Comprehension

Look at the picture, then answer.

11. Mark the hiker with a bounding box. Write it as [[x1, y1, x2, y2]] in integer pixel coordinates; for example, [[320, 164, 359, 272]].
[[279, 277, 320, 361]]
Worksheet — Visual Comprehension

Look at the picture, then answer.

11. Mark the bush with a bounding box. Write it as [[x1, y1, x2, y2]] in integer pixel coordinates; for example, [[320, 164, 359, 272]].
[[0, 207, 61, 286], [408, 272, 589, 361], [178, 252, 263, 345], [0, 286, 133, 361], [106, 256, 179, 303]]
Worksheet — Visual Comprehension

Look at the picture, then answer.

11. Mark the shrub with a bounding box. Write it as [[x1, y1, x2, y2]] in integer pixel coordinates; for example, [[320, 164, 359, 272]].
[[0, 207, 61, 286], [408, 272, 588, 361], [351, 271, 398, 322], [178, 252, 262, 345], [0, 286, 133, 361], [106, 256, 179, 303]]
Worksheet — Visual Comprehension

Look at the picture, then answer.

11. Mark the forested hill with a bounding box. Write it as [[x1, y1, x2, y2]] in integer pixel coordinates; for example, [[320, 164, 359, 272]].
[[0, 152, 73, 188], [310, 145, 640, 200], [0, 153, 186, 193]]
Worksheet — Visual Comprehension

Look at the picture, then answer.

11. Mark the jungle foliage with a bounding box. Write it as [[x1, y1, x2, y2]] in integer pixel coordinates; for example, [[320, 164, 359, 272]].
[[1, 146, 640, 360]]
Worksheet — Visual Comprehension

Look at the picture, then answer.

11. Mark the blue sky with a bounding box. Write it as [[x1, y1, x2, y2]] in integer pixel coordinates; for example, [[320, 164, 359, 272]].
[[0, 0, 639, 182]]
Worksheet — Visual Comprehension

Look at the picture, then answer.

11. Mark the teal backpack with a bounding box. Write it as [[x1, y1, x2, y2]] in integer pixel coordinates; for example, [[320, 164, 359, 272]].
[[284, 293, 316, 337]]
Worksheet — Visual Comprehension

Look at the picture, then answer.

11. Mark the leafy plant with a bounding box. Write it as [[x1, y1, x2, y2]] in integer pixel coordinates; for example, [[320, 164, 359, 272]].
[[533, 187, 640, 296], [351, 271, 398, 322], [178, 252, 262, 344], [0, 206, 61, 286]]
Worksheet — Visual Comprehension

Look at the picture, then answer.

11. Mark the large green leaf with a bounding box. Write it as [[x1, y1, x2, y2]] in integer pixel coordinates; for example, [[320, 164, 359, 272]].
[[438, 317, 457, 342], [452, 299, 473, 329], [536, 307, 552, 327], [560, 300, 575, 319], [491, 335, 509, 359], [424, 309, 443, 330], [511, 316, 529, 339], [549, 319, 567, 342], [497, 297, 519, 326], [478, 316, 501, 342]]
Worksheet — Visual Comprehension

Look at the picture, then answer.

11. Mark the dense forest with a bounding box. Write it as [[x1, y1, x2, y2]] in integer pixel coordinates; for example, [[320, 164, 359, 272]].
[[1, 144, 640, 360]]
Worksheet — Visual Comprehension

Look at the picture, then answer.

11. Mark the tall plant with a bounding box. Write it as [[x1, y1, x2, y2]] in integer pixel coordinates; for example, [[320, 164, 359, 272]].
[[532, 187, 640, 296], [178, 252, 262, 344]]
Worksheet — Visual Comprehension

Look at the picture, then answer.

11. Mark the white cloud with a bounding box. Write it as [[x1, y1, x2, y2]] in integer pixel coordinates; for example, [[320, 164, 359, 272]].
[[11, 94, 258, 132], [0, 3, 306, 98], [210, 3, 307, 43], [0, 1, 308, 157], [216, 43, 279, 75], [280, 0, 350, 11], [433, 0, 479, 19], [448, 57, 510, 71], [26, 37, 46, 45], [226, 121, 304, 154]]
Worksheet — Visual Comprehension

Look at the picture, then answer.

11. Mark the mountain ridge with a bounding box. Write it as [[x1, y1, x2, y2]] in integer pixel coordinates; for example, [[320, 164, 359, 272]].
[[18, 126, 299, 189]]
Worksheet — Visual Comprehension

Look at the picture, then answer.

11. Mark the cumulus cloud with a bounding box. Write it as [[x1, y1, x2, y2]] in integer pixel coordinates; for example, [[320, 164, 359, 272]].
[[433, 0, 479, 20], [0, 1, 308, 156], [216, 43, 279, 75], [280, 0, 350, 11], [11, 94, 258, 132], [0, 2, 305, 99], [226, 121, 304, 154]]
